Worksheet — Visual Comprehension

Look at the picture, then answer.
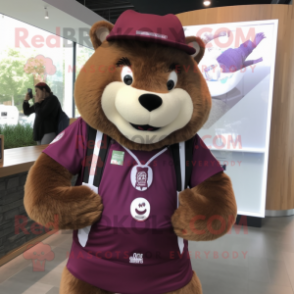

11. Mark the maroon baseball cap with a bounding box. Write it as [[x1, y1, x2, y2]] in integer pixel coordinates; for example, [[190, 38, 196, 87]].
[[106, 10, 196, 55]]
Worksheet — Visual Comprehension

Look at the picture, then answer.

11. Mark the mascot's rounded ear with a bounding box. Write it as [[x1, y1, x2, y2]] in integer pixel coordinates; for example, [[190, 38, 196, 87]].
[[185, 36, 206, 64], [90, 21, 114, 50]]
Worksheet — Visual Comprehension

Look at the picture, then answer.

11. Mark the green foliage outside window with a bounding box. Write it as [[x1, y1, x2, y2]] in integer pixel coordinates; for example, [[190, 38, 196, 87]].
[[0, 49, 35, 112], [0, 124, 36, 149]]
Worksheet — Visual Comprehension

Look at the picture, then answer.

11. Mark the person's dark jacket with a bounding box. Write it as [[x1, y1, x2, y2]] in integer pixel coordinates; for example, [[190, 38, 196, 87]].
[[23, 95, 61, 141]]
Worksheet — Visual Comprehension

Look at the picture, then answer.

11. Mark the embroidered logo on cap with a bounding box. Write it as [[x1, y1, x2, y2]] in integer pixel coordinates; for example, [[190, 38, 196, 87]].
[[136, 30, 168, 39]]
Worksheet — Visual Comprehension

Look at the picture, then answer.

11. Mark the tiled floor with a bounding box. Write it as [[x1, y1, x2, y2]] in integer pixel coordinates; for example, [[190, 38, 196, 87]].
[[1, 217, 294, 293]]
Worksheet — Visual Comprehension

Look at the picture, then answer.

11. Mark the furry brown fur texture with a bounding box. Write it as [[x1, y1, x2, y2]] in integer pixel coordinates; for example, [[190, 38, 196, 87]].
[[24, 15, 237, 294], [75, 23, 211, 151], [185, 36, 206, 64], [172, 172, 237, 241], [24, 153, 103, 230], [90, 21, 114, 50], [60, 267, 202, 294]]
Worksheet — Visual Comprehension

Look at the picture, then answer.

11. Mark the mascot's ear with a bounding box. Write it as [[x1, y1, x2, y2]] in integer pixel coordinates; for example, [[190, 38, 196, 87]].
[[90, 21, 114, 50], [185, 36, 206, 64]]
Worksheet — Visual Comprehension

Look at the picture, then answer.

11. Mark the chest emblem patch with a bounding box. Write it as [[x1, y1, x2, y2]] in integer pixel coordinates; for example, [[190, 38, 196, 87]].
[[131, 166, 153, 191], [123, 146, 167, 192], [130, 197, 151, 221], [135, 167, 149, 190]]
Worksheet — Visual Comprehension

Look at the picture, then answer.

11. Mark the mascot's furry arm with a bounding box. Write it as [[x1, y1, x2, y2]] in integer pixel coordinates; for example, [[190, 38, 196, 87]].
[[171, 171, 237, 241], [24, 153, 103, 230]]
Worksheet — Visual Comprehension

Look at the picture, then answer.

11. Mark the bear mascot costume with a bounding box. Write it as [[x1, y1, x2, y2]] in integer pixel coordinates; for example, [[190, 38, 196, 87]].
[[24, 10, 237, 294]]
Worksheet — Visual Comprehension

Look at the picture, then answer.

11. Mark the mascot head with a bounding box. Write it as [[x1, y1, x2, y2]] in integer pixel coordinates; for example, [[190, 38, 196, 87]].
[[75, 10, 211, 151]]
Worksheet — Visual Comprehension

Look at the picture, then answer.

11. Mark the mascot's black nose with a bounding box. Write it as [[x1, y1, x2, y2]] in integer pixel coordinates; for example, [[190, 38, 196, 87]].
[[139, 94, 162, 112]]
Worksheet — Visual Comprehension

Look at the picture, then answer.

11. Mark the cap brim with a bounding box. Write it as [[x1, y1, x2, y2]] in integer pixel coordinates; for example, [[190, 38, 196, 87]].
[[106, 34, 196, 55]]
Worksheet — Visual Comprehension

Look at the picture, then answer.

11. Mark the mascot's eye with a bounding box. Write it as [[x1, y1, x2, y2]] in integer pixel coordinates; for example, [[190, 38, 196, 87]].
[[167, 80, 174, 90], [167, 71, 178, 91], [121, 66, 134, 86], [124, 75, 133, 85]]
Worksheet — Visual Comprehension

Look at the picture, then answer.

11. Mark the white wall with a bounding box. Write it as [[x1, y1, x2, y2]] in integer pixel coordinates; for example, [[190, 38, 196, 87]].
[[0, 0, 108, 47], [42, 0, 107, 27]]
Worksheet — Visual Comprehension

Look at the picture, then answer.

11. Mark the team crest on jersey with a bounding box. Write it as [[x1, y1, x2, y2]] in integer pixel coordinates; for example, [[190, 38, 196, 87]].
[[130, 166, 153, 191], [135, 167, 148, 190]]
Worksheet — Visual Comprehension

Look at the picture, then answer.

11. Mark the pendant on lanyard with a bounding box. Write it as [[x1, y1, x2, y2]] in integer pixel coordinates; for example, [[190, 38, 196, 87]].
[[122, 146, 168, 222], [122, 146, 168, 191]]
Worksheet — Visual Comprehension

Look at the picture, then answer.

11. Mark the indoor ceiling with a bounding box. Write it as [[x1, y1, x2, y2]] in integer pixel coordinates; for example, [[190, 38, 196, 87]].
[[76, 0, 292, 23]]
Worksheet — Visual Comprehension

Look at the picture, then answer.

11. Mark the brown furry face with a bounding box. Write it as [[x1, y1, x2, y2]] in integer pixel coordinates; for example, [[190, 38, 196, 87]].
[[75, 40, 211, 151]]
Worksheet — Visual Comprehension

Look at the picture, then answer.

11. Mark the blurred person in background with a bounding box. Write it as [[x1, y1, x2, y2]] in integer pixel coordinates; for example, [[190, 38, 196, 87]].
[[23, 82, 61, 145]]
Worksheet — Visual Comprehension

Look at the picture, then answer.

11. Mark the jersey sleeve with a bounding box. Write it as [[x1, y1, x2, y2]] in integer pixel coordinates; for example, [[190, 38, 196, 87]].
[[42, 118, 88, 175], [190, 134, 224, 187]]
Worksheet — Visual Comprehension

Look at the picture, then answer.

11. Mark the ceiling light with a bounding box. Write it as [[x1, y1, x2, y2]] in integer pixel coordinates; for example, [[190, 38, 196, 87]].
[[45, 7, 49, 19], [203, 0, 211, 6]]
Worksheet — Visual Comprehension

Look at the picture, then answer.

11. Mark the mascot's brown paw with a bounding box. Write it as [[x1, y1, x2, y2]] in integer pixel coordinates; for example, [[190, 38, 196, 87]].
[[61, 187, 104, 230], [171, 172, 237, 242], [24, 153, 104, 231], [171, 189, 199, 240]]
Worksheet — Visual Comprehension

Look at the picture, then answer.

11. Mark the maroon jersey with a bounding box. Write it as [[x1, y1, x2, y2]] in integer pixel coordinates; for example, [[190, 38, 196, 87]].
[[43, 118, 223, 294]]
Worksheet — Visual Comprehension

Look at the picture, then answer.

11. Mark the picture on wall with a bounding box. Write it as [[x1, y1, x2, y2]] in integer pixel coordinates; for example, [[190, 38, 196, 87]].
[[184, 20, 278, 217], [185, 20, 278, 151]]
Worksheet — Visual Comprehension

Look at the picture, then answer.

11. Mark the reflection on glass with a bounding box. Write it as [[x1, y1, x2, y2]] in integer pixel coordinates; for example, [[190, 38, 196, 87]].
[[0, 14, 73, 126], [75, 45, 94, 117]]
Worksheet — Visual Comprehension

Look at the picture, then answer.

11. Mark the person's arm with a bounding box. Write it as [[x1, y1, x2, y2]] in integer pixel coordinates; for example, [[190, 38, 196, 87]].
[[23, 93, 35, 116], [34, 95, 60, 118]]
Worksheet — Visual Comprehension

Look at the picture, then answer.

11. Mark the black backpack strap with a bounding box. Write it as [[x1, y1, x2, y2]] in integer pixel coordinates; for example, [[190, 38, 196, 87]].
[[170, 136, 195, 191], [170, 143, 182, 191], [185, 136, 194, 188], [83, 124, 97, 183], [93, 134, 111, 187]]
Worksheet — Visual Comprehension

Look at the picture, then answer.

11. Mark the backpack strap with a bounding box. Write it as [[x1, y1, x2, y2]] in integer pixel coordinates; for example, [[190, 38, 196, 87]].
[[185, 136, 194, 188], [170, 143, 182, 191], [93, 135, 111, 188], [170, 136, 195, 191], [79, 125, 110, 248], [83, 124, 97, 184], [170, 135, 195, 255], [83, 124, 111, 191]]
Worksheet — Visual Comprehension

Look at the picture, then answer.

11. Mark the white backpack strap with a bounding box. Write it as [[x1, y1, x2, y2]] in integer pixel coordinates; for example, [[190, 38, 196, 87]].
[[78, 130, 103, 247], [179, 141, 186, 191], [88, 130, 103, 189], [177, 141, 186, 254]]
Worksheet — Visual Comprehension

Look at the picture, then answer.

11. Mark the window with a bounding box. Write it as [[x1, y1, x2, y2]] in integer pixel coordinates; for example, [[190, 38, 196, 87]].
[[0, 14, 74, 126], [75, 45, 94, 117]]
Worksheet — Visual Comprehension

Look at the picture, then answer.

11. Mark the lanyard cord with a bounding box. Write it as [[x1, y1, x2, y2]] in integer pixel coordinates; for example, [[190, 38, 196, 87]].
[[122, 146, 168, 166]]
